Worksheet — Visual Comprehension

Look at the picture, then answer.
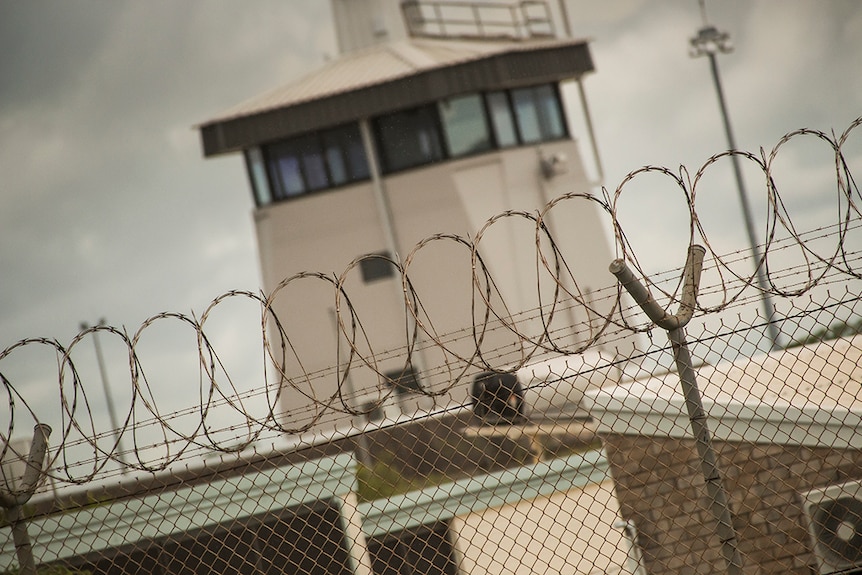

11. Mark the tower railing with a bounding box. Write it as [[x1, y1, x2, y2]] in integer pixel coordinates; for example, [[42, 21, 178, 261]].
[[401, 0, 556, 41]]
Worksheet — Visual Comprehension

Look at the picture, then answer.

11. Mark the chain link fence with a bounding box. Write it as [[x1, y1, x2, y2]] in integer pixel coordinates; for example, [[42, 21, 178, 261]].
[[2, 122, 862, 574]]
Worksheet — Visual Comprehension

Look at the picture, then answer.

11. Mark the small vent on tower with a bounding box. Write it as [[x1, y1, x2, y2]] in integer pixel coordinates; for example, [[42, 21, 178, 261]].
[[360, 252, 396, 283], [384, 366, 423, 395]]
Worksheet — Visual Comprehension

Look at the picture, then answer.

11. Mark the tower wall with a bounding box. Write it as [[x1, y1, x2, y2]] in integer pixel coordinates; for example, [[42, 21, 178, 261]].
[[254, 139, 626, 431]]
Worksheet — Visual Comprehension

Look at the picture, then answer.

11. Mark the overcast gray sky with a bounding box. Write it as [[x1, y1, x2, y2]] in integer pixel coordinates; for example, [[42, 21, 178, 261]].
[[1, 1, 861, 456]]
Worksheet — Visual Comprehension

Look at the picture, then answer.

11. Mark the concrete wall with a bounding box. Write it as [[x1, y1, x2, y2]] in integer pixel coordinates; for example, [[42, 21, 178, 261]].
[[358, 448, 635, 575], [254, 140, 633, 433], [453, 479, 632, 575]]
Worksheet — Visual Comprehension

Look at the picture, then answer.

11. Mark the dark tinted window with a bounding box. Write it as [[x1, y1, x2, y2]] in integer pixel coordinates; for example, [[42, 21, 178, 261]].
[[512, 88, 543, 143], [375, 105, 444, 172], [536, 84, 565, 139], [511, 84, 566, 143], [298, 138, 328, 191], [324, 140, 348, 185], [245, 147, 273, 206], [486, 91, 518, 147], [268, 141, 307, 199], [323, 124, 370, 184], [257, 502, 352, 575], [439, 94, 492, 157], [368, 522, 458, 575], [254, 84, 567, 190], [371, 84, 567, 174], [258, 123, 370, 203]]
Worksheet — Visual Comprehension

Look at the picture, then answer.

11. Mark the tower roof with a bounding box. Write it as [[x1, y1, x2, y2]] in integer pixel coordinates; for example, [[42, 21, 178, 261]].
[[199, 36, 593, 157]]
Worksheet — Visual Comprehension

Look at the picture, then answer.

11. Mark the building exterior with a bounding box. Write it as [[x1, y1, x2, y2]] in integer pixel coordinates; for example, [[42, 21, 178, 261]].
[[197, 0, 635, 434], [1, 446, 636, 575], [0, 6, 646, 573], [358, 449, 632, 575], [584, 334, 862, 575], [2, 453, 368, 574]]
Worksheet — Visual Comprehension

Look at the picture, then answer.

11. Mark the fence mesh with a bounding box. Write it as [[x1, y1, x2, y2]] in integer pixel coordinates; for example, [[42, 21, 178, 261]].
[[2, 120, 862, 574]]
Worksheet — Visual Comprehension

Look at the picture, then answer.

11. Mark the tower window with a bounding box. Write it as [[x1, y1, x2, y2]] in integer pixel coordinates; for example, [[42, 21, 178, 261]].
[[511, 84, 566, 143], [245, 147, 273, 207], [249, 84, 569, 200], [251, 122, 371, 205], [536, 84, 566, 139], [439, 94, 492, 157], [486, 91, 518, 148], [298, 136, 329, 191], [270, 144, 306, 198], [372, 83, 568, 175], [512, 88, 543, 143], [324, 137, 349, 185], [374, 105, 445, 172], [323, 124, 371, 184]]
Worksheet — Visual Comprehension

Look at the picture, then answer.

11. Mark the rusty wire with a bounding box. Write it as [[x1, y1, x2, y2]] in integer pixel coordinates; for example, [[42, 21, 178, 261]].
[[0, 119, 860, 486]]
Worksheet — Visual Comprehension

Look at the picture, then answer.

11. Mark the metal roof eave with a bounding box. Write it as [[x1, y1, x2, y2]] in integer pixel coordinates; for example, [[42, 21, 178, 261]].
[[582, 334, 862, 449], [357, 448, 608, 538], [199, 40, 594, 157]]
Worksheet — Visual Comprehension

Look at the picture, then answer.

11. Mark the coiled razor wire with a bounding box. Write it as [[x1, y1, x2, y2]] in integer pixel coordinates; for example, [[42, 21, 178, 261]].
[[0, 118, 860, 486]]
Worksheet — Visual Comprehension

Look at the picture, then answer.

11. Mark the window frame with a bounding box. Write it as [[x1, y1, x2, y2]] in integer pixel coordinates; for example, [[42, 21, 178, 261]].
[[510, 83, 568, 144], [367, 521, 459, 575], [246, 83, 571, 200], [250, 122, 372, 206], [267, 139, 308, 200], [371, 83, 569, 176], [485, 90, 520, 149], [372, 103, 446, 173], [437, 93, 493, 158], [244, 147, 273, 208]]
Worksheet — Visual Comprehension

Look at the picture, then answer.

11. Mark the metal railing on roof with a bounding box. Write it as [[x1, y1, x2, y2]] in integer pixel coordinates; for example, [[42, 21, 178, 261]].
[[401, 0, 556, 41]]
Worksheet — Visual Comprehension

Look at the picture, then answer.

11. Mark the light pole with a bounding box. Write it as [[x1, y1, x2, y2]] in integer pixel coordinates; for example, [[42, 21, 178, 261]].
[[689, 2, 781, 350], [81, 319, 129, 473]]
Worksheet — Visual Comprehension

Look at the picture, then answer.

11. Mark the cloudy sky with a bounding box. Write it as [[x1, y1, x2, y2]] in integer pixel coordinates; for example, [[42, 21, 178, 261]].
[[1, 1, 861, 457]]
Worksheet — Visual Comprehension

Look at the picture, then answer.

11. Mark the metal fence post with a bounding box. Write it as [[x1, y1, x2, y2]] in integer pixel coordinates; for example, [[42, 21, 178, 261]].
[[610, 246, 743, 575], [1, 424, 52, 575]]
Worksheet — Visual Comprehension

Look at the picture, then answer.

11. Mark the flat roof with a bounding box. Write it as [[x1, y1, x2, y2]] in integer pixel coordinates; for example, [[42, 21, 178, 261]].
[[584, 334, 862, 449], [358, 448, 608, 537], [198, 36, 593, 157], [0, 453, 357, 566]]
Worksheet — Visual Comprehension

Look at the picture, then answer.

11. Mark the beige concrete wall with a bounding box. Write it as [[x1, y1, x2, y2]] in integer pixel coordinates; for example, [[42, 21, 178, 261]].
[[452, 478, 633, 575], [254, 183, 409, 431], [253, 141, 633, 431]]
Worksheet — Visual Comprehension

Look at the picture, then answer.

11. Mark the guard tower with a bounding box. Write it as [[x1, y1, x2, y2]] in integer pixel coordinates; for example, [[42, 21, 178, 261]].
[[198, 0, 628, 433]]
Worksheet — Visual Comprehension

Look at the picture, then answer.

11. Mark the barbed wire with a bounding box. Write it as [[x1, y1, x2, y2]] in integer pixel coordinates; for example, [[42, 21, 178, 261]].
[[1, 118, 861, 487]]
